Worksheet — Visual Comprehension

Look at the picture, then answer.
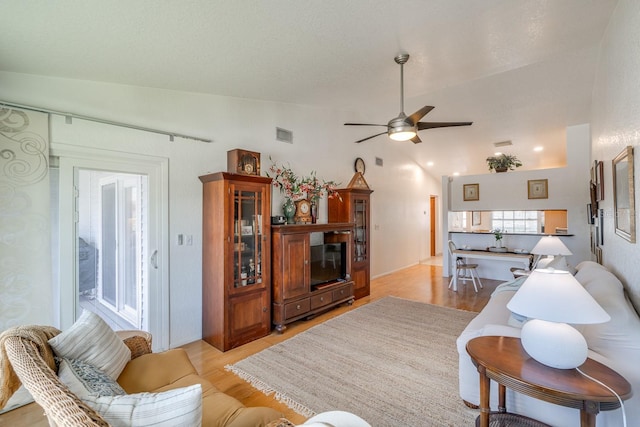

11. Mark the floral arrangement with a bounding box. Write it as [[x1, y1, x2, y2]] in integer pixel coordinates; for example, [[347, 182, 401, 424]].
[[267, 159, 341, 202], [492, 228, 504, 241]]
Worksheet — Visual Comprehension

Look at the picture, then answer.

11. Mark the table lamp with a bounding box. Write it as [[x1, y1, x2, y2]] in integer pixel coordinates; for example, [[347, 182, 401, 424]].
[[506, 268, 610, 369], [530, 235, 572, 269]]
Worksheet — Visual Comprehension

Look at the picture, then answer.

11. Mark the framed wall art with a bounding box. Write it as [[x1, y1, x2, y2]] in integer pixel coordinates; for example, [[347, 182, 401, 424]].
[[463, 183, 479, 201], [472, 211, 481, 225], [612, 146, 635, 243], [596, 160, 604, 201], [527, 179, 548, 199], [590, 181, 598, 213], [598, 208, 604, 246]]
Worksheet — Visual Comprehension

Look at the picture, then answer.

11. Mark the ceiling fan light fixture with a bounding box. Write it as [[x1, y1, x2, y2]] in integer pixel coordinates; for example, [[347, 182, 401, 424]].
[[389, 129, 417, 141], [388, 116, 416, 141]]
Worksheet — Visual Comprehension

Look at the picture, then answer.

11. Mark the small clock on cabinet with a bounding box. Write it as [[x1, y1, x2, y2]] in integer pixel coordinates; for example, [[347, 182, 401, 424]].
[[227, 149, 261, 176], [294, 199, 312, 224]]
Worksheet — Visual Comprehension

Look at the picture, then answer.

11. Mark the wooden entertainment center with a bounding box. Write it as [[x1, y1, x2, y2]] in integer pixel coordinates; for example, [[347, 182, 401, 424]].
[[271, 223, 356, 332]]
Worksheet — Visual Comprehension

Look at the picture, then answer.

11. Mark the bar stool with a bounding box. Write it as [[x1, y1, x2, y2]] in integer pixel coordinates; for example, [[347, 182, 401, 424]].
[[448, 240, 483, 292]]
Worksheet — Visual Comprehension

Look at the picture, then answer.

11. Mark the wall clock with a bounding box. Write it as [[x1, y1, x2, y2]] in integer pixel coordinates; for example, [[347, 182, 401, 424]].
[[227, 149, 261, 176], [294, 199, 312, 224], [354, 157, 366, 174]]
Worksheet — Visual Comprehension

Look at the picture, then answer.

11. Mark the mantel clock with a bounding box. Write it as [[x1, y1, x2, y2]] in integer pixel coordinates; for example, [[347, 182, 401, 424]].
[[227, 149, 261, 176]]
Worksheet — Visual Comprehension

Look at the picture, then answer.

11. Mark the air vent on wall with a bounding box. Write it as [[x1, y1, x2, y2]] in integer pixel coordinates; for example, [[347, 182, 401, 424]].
[[276, 127, 293, 143], [375, 157, 383, 167], [493, 140, 513, 147]]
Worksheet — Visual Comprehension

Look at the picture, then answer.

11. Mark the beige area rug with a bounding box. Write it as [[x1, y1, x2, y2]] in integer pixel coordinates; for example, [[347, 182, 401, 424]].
[[226, 297, 479, 426]]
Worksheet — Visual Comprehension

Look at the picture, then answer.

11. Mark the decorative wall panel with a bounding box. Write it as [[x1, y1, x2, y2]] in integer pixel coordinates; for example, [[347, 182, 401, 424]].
[[0, 107, 51, 330]]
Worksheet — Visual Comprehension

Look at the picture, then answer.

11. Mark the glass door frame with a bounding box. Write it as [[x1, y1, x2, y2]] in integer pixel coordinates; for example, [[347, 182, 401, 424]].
[[54, 144, 169, 351]]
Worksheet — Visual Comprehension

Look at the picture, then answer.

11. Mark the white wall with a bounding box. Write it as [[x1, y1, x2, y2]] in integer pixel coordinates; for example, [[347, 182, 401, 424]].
[[591, 0, 640, 311], [442, 124, 591, 279], [0, 72, 439, 347]]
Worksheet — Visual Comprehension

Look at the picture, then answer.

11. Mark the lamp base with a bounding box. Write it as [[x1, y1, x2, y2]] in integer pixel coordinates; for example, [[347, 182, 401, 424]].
[[521, 319, 587, 369]]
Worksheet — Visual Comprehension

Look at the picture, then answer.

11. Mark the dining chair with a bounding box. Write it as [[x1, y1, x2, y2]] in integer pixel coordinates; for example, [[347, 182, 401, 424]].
[[448, 240, 483, 292]]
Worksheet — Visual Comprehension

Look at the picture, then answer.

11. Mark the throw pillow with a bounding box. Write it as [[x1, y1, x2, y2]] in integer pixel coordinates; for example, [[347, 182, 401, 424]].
[[49, 310, 131, 380], [82, 384, 202, 427], [57, 358, 126, 398]]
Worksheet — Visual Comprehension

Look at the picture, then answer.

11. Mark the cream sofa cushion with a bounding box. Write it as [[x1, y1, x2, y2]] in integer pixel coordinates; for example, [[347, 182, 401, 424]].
[[118, 348, 283, 427], [49, 310, 131, 380]]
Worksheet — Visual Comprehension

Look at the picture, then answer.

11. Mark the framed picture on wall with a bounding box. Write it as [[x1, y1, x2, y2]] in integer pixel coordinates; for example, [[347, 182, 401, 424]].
[[463, 183, 479, 201], [598, 208, 604, 246], [472, 211, 481, 225], [612, 146, 635, 243], [587, 203, 594, 224], [527, 179, 548, 199], [590, 181, 599, 214], [596, 160, 604, 201]]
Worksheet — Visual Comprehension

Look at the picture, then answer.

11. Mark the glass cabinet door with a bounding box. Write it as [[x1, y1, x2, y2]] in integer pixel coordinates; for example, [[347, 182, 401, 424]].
[[354, 198, 368, 262], [232, 187, 265, 290]]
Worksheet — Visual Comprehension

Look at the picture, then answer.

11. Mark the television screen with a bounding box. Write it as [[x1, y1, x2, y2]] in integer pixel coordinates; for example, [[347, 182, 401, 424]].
[[309, 232, 346, 287]]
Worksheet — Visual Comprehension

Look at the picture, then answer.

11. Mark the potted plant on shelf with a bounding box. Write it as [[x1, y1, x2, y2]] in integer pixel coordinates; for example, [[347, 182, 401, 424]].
[[486, 154, 522, 173], [489, 228, 507, 252], [493, 228, 503, 247]]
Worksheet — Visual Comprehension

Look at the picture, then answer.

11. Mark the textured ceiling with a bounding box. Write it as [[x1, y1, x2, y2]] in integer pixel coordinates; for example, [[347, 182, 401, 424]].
[[0, 0, 618, 177]]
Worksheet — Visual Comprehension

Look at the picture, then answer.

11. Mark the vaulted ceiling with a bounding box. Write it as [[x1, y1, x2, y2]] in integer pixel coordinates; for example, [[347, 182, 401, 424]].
[[0, 0, 618, 177]]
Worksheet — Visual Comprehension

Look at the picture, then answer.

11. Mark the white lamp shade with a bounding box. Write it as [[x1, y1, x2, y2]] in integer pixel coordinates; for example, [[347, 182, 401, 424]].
[[530, 235, 572, 256], [507, 269, 610, 324]]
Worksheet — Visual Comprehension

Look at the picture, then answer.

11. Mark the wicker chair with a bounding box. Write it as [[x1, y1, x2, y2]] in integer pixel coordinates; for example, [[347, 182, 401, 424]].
[[1, 326, 152, 426]]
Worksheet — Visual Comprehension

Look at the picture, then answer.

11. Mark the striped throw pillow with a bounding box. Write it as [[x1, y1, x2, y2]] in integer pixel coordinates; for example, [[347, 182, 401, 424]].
[[49, 310, 131, 380], [82, 385, 202, 427]]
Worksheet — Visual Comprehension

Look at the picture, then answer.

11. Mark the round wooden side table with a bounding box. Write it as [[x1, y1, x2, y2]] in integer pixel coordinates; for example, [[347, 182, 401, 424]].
[[466, 336, 631, 427]]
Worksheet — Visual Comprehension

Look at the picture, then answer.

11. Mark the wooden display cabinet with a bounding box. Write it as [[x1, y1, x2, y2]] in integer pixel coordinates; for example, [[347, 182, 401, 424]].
[[271, 223, 355, 332], [199, 172, 272, 351], [328, 173, 373, 299]]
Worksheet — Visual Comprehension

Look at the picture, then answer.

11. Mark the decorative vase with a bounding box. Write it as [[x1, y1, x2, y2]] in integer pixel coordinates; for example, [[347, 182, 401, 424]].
[[311, 200, 318, 224], [283, 199, 295, 224], [496, 239, 502, 248]]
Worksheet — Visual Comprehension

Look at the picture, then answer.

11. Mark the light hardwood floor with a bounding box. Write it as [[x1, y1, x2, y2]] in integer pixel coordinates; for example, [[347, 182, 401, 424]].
[[0, 263, 501, 426]]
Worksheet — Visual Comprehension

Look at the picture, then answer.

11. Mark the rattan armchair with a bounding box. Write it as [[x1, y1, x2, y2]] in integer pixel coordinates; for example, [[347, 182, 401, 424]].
[[1, 326, 151, 426]]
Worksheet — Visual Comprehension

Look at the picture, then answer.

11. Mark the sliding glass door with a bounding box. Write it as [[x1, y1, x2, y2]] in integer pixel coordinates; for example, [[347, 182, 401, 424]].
[[56, 148, 168, 351]]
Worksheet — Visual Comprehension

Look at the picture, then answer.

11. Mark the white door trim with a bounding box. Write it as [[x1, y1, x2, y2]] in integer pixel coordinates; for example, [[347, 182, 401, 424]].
[[54, 143, 169, 351]]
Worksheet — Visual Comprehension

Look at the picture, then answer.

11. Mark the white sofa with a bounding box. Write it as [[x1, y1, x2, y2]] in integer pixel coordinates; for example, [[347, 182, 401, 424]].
[[456, 261, 640, 427]]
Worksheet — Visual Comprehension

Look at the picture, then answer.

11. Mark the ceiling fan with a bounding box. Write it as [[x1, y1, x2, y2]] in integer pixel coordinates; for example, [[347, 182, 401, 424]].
[[345, 53, 472, 143]]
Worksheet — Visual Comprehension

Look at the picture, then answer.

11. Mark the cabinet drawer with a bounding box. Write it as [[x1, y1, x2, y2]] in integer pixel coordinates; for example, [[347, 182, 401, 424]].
[[310, 290, 333, 309], [284, 298, 310, 320], [332, 283, 353, 301]]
